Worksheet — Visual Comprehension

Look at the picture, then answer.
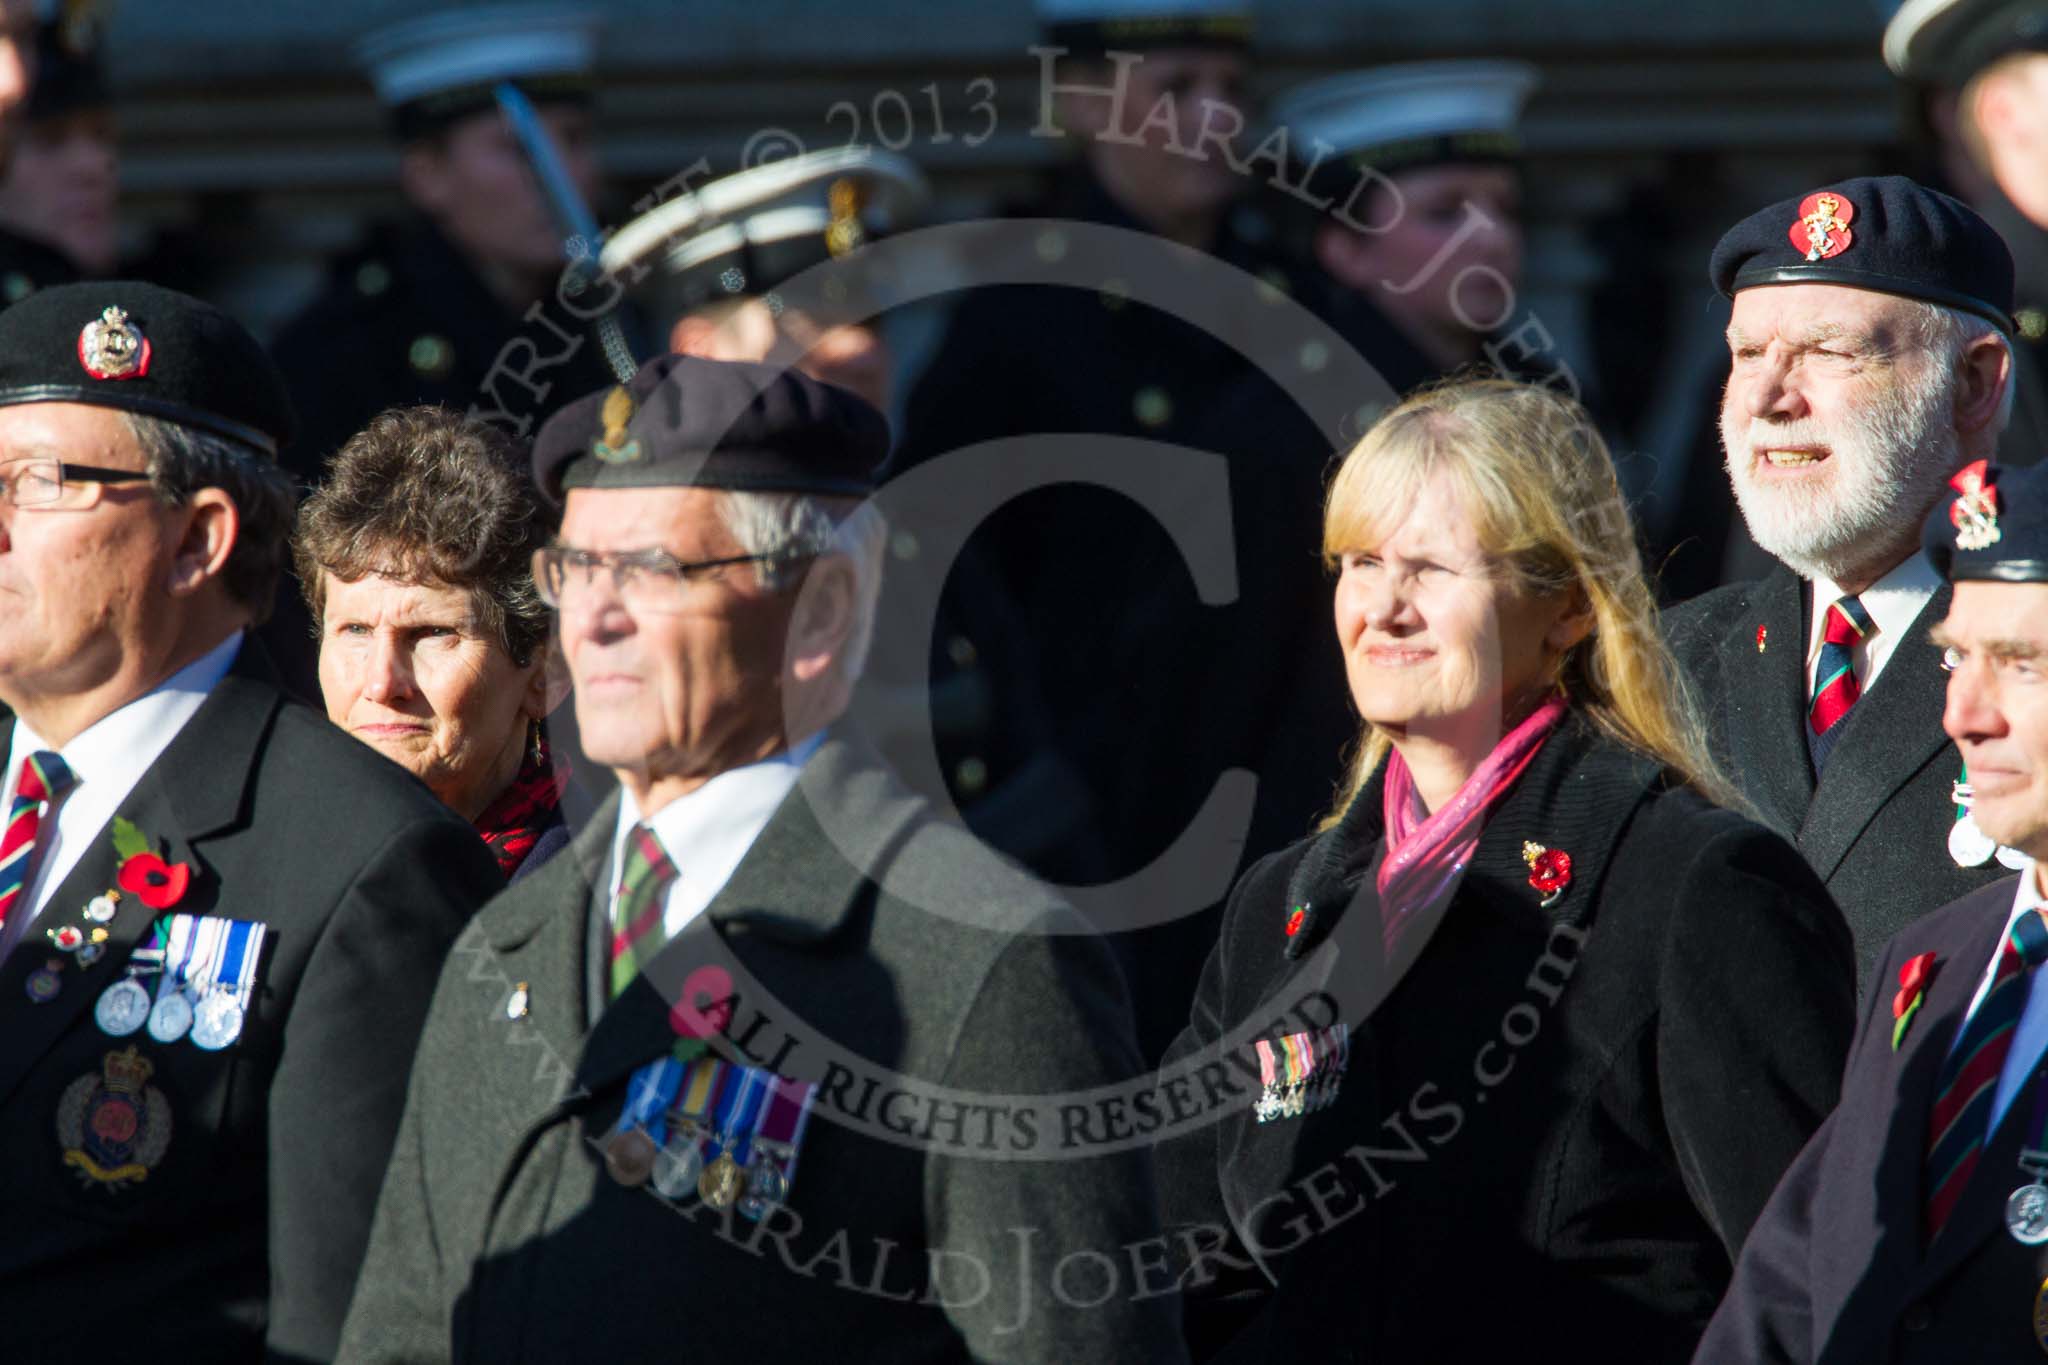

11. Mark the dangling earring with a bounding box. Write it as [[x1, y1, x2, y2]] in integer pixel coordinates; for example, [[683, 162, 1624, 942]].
[[530, 718, 545, 768]]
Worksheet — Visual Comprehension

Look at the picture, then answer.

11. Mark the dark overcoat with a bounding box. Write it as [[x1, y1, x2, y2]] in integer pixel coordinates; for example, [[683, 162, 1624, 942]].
[[1665, 567, 2007, 989], [1156, 716, 1856, 1364], [1697, 876, 2048, 1363], [336, 732, 1191, 1365], [0, 642, 502, 1364]]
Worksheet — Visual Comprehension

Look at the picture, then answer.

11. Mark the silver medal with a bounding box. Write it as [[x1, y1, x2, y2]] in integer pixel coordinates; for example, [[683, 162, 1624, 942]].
[[2010, 1183, 2048, 1244], [146, 990, 193, 1044], [652, 1131, 704, 1200], [94, 977, 151, 1037], [1950, 813, 1997, 868], [190, 992, 244, 1051], [2000, 843, 2032, 871]]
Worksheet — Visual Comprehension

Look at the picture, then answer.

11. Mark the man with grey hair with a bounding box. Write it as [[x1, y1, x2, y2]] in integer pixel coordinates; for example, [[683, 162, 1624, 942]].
[[1668, 175, 2018, 988], [0, 282, 501, 1360], [339, 355, 1188, 1363]]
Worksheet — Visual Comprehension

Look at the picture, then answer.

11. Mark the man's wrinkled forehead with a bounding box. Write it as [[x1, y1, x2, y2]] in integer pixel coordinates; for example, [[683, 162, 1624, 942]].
[[557, 484, 729, 552], [1726, 283, 1926, 351]]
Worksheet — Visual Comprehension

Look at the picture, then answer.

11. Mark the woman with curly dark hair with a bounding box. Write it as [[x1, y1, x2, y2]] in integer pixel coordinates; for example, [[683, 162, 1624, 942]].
[[295, 406, 571, 880]]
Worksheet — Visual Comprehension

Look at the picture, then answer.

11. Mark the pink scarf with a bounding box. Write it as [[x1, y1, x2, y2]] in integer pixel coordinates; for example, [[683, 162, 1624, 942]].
[[1376, 694, 1570, 959]]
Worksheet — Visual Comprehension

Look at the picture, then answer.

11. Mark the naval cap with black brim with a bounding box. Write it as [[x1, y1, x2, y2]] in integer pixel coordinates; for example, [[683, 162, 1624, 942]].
[[1268, 59, 1537, 204], [355, 3, 598, 143], [0, 280, 295, 456], [598, 146, 928, 323], [1709, 174, 2016, 334], [1035, 0, 1252, 54], [1925, 458, 2048, 581], [532, 353, 891, 505], [1885, 0, 2048, 85]]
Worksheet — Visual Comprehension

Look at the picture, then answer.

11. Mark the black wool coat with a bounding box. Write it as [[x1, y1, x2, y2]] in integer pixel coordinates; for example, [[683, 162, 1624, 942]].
[[1156, 716, 1856, 1364], [0, 641, 503, 1364], [1665, 568, 2008, 991], [1698, 876, 2048, 1363]]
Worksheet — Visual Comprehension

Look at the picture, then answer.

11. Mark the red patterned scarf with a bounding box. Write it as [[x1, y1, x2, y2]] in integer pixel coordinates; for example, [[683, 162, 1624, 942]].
[[1376, 694, 1569, 960], [474, 732, 572, 879]]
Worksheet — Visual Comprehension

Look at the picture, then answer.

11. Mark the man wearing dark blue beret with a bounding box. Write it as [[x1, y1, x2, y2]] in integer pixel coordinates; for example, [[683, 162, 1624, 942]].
[[337, 355, 1188, 1364], [1701, 459, 2048, 1361], [1667, 174, 2020, 989], [0, 281, 502, 1361]]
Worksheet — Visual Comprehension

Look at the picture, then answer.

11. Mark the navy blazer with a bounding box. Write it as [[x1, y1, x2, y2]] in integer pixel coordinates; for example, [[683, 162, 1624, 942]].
[[1699, 875, 2048, 1363]]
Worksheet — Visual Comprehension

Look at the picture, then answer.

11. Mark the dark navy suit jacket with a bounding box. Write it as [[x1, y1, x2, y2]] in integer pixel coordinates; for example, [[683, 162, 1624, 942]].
[[1698, 875, 2048, 1362]]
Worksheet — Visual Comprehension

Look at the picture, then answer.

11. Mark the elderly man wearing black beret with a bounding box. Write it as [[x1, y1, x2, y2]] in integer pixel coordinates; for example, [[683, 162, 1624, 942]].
[[1667, 175, 2020, 989], [1700, 460, 2048, 1361], [0, 282, 502, 1362], [337, 354, 1188, 1365]]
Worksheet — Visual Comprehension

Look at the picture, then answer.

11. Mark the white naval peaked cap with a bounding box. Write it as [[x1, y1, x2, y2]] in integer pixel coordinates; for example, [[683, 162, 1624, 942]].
[[1034, 0, 1253, 50], [1882, 0, 2048, 83], [355, 3, 599, 109], [1271, 59, 1539, 170], [601, 147, 929, 286]]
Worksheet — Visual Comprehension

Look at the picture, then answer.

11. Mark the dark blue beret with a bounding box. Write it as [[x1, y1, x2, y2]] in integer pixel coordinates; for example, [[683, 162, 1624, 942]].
[[1709, 175, 2014, 334], [1924, 459, 2048, 582], [532, 353, 892, 504], [0, 281, 294, 455]]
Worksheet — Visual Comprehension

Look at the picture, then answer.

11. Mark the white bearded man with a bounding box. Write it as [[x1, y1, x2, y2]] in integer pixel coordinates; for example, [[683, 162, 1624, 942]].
[[1667, 174, 2019, 990]]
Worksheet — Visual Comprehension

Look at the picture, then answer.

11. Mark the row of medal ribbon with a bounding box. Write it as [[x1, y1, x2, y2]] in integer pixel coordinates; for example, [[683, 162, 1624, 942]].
[[83, 913, 267, 1052], [1253, 1022, 1350, 1125], [605, 1053, 816, 1218]]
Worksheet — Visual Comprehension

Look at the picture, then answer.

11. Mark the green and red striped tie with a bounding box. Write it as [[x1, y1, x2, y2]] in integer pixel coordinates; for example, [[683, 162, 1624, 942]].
[[1924, 911, 2048, 1240], [1809, 595, 1875, 738], [0, 751, 72, 936], [608, 823, 679, 1000]]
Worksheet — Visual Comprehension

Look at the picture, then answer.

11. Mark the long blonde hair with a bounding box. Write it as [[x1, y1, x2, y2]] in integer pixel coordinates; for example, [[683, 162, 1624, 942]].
[[1319, 378, 1737, 823]]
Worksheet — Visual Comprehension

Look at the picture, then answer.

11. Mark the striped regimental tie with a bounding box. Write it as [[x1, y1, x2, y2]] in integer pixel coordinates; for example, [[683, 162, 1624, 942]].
[[608, 822, 680, 1001], [0, 751, 72, 936], [1924, 911, 2048, 1240], [1808, 595, 1875, 772]]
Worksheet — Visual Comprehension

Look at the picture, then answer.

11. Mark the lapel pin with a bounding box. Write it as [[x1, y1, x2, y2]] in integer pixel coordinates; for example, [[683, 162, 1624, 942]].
[[506, 982, 530, 1020], [1756, 624, 1767, 654], [1892, 951, 1938, 1050], [1523, 842, 1573, 908]]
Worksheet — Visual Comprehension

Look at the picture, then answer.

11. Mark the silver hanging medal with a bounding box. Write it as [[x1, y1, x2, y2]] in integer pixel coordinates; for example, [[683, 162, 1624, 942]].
[[652, 1125, 705, 1201], [146, 988, 193, 1044], [94, 977, 152, 1037], [2012, 1181, 2048, 1244], [190, 990, 244, 1051], [2000, 843, 2032, 871], [1951, 811, 1997, 868]]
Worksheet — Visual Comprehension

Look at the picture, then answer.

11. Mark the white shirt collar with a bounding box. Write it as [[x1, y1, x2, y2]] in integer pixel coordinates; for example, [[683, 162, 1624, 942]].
[[4, 630, 243, 922], [608, 730, 827, 940], [1804, 553, 1942, 695]]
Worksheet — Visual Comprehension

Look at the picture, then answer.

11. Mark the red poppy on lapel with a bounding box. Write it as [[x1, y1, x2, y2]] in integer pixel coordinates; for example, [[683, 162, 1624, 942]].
[[1892, 951, 1938, 1051], [1756, 624, 1767, 653], [1285, 907, 1306, 937], [110, 816, 192, 911], [1523, 842, 1572, 907]]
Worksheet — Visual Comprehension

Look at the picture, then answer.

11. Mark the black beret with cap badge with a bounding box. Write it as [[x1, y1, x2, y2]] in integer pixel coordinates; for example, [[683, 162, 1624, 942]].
[[0, 280, 295, 454], [532, 353, 890, 504]]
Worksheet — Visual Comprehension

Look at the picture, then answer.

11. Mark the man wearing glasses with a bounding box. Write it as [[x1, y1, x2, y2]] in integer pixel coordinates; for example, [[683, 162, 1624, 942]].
[[0, 281, 501, 1361], [339, 354, 1188, 1364]]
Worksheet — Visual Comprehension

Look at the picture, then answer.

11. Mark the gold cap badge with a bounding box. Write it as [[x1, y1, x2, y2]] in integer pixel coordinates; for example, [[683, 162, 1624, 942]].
[[591, 386, 643, 465]]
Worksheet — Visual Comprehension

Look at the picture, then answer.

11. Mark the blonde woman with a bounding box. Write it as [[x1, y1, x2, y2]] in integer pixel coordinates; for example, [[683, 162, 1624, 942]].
[[1158, 380, 1855, 1364]]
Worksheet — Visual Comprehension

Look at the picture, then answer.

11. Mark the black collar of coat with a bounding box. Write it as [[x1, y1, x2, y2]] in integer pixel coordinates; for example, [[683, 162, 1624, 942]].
[[1281, 709, 1671, 961]]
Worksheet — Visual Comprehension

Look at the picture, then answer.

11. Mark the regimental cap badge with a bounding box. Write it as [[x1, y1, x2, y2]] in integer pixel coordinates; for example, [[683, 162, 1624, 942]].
[[77, 305, 150, 382], [1950, 457, 2003, 551], [825, 177, 868, 259], [1789, 191, 1856, 263], [591, 385, 643, 465]]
